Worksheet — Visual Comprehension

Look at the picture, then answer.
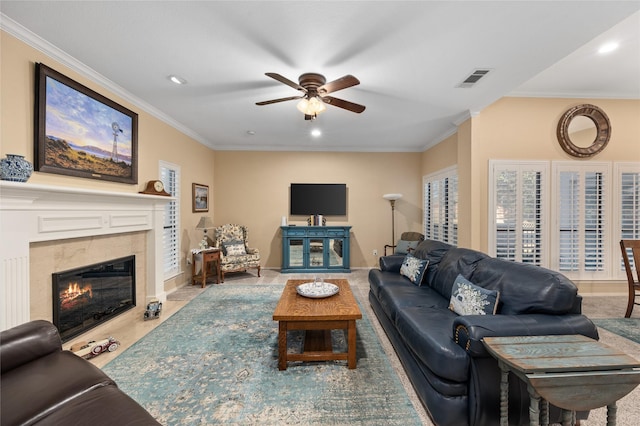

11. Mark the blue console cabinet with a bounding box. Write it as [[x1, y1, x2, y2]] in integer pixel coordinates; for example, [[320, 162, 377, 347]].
[[281, 226, 351, 273]]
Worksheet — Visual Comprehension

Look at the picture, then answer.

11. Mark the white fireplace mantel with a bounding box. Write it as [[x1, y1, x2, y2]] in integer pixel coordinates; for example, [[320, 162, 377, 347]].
[[0, 181, 173, 331]]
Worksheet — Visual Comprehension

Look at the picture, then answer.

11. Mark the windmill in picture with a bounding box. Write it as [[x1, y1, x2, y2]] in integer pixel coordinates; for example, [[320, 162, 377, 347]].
[[111, 122, 123, 162]]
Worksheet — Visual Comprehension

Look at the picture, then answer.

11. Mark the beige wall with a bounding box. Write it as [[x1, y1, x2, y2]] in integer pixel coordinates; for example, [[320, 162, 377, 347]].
[[1, 31, 215, 291], [4, 28, 639, 287], [213, 151, 423, 268], [421, 132, 458, 175], [422, 97, 640, 254], [474, 97, 640, 252]]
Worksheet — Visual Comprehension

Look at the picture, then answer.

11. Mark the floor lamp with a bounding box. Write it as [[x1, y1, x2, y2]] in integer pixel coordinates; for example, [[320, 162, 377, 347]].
[[383, 193, 402, 252]]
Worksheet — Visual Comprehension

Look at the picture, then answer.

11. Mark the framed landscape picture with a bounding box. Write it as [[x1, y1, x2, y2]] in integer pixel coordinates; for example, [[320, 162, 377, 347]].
[[34, 63, 138, 184], [192, 183, 209, 212]]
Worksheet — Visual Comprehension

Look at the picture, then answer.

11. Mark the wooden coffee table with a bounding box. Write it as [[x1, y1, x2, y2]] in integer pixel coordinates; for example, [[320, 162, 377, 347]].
[[273, 279, 362, 370]]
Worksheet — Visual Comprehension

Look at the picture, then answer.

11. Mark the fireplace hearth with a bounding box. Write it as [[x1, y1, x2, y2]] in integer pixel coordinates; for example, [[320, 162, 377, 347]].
[[53, 256, 136, 342]]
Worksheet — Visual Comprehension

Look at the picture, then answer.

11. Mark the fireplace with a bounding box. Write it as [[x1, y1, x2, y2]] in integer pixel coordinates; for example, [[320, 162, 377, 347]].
[[1, 181, 170, 332], [53, 256, 136, 342]]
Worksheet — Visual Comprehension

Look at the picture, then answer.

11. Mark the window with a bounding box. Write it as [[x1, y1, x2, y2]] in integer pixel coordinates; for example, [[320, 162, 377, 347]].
[[488, 161, 548, 265], [615, 163, 640, 276], [551, 162, 610, 280], [160, 161, 180, 279], [490, 160, 639, 281], [423, 166, 458, 245]]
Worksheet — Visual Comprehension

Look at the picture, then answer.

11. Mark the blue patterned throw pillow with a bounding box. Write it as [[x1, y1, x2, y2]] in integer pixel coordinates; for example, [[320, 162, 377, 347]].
[[399, 254, 429, 286], [449, 274, 500, 315]]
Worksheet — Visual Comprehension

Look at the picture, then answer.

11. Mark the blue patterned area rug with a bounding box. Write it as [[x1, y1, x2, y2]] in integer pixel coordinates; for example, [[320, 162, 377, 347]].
[[103, 284, 422, 425], [593, 318, 640, 344]]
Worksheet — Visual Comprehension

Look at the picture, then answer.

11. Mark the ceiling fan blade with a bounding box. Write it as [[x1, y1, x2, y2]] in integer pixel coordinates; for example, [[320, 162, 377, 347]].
[[322, 96, 366, 113], [318, 75, 360, 94], [256, 95, 304, 106], [265, 72, 305, 92]]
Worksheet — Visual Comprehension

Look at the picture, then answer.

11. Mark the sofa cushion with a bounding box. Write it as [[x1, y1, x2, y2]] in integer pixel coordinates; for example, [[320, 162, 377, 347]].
[[369, 270, 447, 323], [400, 254, 429, 286], [395, 306, 470, 383], [368, 269, 403, 300], [449, 274, 500, 315], [470, 257, 578, 314], [380, 283, 447, 323], [412, 239, 454, 284], [431, 248, 489, 300]]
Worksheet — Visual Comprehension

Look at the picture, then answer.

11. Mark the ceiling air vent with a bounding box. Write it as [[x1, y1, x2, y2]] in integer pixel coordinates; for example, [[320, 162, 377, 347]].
[[456, 69, 492, 88]]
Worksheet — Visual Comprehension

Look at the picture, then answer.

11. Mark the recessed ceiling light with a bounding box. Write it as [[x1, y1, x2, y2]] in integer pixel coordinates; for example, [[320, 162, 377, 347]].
[[246, 130, 256, 136], [311, 129, 322, 137], [598, 42, 619, 54], [168, 74, 187, 85]]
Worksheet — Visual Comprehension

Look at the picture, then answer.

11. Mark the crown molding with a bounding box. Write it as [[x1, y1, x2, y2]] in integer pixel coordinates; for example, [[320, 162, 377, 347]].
[[506, 91, 640, 100], [1, 13, 215, 150], [211, 143, 423, 153]]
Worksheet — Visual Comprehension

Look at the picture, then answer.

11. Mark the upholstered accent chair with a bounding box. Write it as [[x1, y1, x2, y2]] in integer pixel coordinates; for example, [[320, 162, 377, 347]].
[[213, 224, 261, 282], [384, 231, 425, 256]]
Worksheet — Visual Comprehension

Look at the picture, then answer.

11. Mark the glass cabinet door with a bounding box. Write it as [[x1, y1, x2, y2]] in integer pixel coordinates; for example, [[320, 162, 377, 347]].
[[309, 238, 325, 267], [287, 239, 304, 268], [329, 238, 344, 267]]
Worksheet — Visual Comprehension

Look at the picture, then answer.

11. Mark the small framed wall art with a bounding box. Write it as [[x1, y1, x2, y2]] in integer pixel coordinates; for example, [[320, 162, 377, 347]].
[[34, 63, 138, 184], [192, 183, 209, 212]]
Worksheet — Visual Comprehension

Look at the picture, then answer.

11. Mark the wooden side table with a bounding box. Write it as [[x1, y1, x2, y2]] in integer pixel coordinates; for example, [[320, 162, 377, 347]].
[[483, 335, 640, 426], [191, 248, 221, 288]]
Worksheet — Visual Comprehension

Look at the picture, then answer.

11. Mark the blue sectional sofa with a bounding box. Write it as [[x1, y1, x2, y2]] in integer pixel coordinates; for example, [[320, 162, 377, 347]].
[[368, 239, 599, 426]]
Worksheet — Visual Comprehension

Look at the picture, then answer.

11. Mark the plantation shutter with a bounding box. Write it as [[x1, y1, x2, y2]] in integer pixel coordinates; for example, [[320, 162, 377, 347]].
[[553, 163, 609, 280], [489, 161, 547, 265], [160, 161, 180, 278], [618, 167, 640, 273], [424, 181, 432, 240], [423, 167, 457, 245]]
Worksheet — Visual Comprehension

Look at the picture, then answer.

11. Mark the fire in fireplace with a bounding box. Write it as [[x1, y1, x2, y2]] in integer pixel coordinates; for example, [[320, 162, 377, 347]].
[[52, 255, 136, 342]]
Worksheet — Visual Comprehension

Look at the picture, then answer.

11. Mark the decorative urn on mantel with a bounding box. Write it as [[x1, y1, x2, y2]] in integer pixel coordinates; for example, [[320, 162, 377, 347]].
[[0, 154, 33, 182]]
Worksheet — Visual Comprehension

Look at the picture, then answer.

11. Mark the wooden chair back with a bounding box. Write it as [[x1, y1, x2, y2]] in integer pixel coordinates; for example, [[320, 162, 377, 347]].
[[620, 239, 640, 318]]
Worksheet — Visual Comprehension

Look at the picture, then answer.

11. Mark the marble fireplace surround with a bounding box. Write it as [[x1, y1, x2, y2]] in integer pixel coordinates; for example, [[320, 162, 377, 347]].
[[0, 181, 171, 331]]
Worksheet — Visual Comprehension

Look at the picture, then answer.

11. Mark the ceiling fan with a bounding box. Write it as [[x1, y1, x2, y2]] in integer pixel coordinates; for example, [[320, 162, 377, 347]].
[[256, 72, 366, 120]]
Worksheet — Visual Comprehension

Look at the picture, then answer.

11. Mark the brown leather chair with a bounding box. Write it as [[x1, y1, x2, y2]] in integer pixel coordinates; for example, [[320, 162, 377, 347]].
[[620, 239, 640, 318], [1, 320, 160, 425]]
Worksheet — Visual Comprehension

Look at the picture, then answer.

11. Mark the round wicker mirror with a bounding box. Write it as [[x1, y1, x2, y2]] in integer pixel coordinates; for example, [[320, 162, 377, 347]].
[[557, 104, 611, 158]]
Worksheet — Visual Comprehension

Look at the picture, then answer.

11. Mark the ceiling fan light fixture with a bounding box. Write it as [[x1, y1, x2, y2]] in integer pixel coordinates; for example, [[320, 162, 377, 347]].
[[296, 96, 326, 115]]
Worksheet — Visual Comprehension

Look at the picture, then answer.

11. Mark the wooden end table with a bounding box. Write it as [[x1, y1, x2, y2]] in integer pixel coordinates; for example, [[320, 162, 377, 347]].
[[272, 279, 362, 370], [191, 248, 221, 288], [482, 335, 640, 426]]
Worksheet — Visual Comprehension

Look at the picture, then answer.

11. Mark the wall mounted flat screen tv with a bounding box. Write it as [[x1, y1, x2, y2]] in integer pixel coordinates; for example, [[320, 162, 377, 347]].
[[290, 183, 347, 216]]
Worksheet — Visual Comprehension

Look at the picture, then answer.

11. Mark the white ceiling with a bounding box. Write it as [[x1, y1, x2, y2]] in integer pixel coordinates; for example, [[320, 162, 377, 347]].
[[1, 1, 639, 152]]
